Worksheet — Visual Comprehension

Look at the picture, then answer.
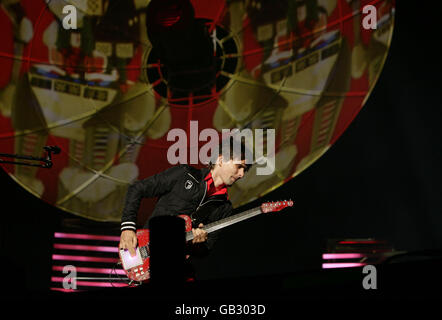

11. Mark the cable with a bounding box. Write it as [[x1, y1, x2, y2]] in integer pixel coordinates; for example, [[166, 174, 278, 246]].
[[109, 261, 131, 287]]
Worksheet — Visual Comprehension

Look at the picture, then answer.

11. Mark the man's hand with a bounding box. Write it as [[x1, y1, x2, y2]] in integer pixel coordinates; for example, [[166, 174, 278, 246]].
[[119, 230, 137, 257], [192, 223, 208, 244]]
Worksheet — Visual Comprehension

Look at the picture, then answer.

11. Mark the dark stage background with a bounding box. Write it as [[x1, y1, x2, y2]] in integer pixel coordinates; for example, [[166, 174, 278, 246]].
[[1, 1, 441, 298]]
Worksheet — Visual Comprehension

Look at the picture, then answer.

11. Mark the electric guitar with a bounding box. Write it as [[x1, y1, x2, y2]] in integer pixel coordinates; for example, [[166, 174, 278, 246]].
[[118, 200, 294, 282]]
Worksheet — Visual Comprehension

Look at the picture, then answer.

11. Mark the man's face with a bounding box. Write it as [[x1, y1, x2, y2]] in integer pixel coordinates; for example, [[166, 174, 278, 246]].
[[218, 158, 247, 186]]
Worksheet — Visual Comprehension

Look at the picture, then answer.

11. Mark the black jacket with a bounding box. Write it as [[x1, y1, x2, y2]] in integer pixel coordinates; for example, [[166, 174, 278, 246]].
[[120, 165, 233, 255]]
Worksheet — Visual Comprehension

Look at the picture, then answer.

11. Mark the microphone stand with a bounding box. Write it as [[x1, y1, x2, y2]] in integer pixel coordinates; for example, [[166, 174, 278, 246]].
[[0, 146, 61, 169]]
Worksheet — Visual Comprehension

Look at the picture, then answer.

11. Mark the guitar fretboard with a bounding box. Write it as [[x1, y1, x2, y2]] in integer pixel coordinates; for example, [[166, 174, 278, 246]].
[[185, 206, 262, 242]]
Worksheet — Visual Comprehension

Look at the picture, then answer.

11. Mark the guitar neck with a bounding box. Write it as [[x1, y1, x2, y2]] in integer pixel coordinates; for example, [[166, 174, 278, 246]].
[[185, 206, 263, 242]]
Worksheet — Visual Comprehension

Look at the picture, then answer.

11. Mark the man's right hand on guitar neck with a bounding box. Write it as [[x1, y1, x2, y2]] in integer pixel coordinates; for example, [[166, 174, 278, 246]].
[[120, 230, 137, 257]]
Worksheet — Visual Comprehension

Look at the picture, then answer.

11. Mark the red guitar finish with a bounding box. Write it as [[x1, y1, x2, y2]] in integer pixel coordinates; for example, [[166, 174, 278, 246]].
[[118, 214, 192, 282], [119, 200, 293, 282]]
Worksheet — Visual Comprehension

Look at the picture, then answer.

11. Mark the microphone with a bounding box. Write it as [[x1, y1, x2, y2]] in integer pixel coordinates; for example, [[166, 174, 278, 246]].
[[43, 146, 61, 154], [0, 146, 61, 169], [42, 146, 61, 168]]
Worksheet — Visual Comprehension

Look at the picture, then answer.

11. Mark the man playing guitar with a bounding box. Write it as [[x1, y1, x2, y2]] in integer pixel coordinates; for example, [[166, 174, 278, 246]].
[[119, 140, 251, 263]]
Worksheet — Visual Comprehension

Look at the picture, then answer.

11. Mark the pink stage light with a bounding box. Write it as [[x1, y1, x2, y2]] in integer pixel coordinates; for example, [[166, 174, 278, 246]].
[[54, 232, 120, 242], [52, 266, 125, 275], [322, 263, 366, 269], [50, 287, 83, 293], [52, 254, 119, 263], [53, 243, 119, 253], [322, 253, 365, 260], [51, 277, 127, 288], [338, 240, 384, 245]]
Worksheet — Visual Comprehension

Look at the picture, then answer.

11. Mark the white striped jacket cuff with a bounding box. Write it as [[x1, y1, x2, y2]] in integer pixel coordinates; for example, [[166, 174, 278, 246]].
[[121, 221, 136, 232]]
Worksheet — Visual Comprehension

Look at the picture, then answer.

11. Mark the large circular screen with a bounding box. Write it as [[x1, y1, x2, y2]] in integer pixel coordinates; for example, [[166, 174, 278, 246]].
[[0, 0, 395, 221]]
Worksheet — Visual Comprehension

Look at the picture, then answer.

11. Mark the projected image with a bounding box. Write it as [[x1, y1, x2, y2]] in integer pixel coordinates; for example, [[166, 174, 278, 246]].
[[0, 0, 395, 222]]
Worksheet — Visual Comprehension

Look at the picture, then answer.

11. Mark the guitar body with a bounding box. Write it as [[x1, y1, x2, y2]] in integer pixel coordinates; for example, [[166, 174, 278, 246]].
[[118, 200, 293, 283], [119, 214, 193, 283]]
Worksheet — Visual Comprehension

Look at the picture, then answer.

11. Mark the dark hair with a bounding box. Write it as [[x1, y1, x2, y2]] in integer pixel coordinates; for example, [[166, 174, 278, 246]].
[[208, 136, 252, 171]]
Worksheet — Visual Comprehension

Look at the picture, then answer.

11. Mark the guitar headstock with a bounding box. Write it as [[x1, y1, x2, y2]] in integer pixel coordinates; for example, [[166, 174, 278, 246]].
[[261, 200, 294, 213]]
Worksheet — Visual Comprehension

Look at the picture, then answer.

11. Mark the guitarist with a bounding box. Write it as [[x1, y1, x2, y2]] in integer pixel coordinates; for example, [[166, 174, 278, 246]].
[[119, 140, 251, 261]]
